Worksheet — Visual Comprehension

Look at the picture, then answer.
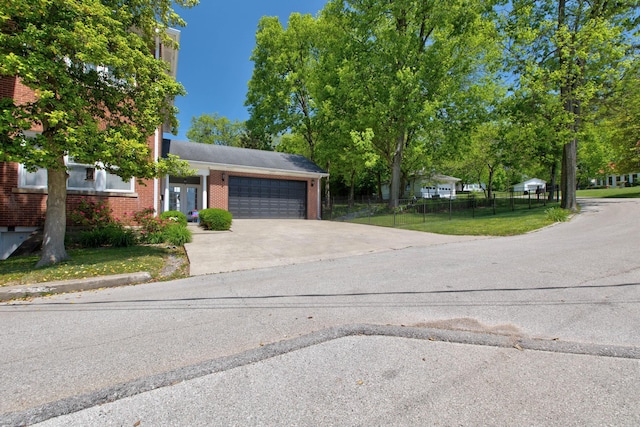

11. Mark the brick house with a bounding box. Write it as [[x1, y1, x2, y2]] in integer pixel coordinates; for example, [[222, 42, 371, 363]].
[[0, 28, 170, 259], [0, 28, 328, 259]]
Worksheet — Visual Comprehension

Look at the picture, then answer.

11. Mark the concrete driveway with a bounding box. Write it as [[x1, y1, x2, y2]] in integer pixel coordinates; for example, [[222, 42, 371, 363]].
[[185, 219, 488, 275]]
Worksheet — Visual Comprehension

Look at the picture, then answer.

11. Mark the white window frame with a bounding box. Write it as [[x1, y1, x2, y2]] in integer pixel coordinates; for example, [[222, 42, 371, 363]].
[[19, 158, 135, 193]]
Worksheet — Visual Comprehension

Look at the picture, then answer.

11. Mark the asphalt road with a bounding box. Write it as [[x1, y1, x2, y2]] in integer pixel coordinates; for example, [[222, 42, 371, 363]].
[[1, 198, 639, 425]]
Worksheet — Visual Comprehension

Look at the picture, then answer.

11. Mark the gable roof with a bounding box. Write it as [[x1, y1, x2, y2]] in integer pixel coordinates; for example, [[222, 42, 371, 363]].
[[162, 139, 328, 178]]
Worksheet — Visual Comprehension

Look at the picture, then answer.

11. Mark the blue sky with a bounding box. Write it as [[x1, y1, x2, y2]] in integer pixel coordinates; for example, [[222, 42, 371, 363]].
[[170, 1, 328, 140]]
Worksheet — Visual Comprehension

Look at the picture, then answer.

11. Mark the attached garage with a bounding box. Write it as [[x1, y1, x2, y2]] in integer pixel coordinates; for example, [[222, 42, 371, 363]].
[[228, 176, 307, 219], [162, 140, 328, 220]]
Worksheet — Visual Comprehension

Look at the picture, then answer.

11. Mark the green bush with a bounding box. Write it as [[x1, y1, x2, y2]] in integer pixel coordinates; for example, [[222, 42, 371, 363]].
[[162, 224, 193, 246], [144, 231, 167, 245], [545, 207, 570, 222], [160, 210, 188, 227], [198, 208, 232, 231], [78, 224, 135, 248]]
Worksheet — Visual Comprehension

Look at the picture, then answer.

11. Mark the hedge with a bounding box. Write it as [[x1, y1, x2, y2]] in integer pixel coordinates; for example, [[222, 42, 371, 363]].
[[198, 208, 232, 231]]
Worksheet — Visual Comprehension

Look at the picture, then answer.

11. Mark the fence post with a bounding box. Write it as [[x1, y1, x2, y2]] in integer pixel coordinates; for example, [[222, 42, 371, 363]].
[[528, 190, 531, 209], [511, 189, 515, 211], [449, 196, 452, 220], [472, 194, 475, 218], [493, 193, 496, 215]]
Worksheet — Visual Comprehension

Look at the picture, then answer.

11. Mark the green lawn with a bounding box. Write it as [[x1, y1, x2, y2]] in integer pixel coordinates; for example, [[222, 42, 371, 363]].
[[0, 245, 187, 288], [351, 205, 562, 236], [577, 187, 640, 198]]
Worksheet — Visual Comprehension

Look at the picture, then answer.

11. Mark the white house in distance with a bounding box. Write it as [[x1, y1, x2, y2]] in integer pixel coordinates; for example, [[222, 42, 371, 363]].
[[381, 173, 461, 199], [514, 178, 546, 193], [416, 174, 461, 199]]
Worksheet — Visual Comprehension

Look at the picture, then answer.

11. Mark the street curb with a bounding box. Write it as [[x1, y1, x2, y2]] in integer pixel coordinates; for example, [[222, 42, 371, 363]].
[[0, 272, 152, 301]]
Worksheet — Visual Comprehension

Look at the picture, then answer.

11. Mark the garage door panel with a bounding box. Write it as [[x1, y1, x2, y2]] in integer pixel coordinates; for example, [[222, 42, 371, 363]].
[[228, 176, 307, 219]]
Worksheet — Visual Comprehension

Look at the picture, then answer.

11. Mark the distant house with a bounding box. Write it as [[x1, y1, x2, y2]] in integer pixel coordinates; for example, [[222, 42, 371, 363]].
[[591, 172, 640, 188], [382, 173, 461, 200], [461, 183, 486, 193], [514, 178, 546, 193]]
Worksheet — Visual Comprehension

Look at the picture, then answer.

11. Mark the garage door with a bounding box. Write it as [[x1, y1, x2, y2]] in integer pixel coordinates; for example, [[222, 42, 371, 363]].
[[228, 176, 307, 219]]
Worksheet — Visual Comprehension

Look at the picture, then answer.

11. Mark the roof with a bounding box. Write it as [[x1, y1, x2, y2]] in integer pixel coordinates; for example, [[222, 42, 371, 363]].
[[516, 178, 547, 185], [418, 174, 461, 183], [162, 139, 328, 177]]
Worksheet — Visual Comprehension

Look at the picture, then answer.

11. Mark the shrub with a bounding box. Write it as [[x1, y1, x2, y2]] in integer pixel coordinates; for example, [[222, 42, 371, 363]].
[[144, 232, 167, 245], [160, 210, 188, 227], [78, 224, 135, 248], [108, 227, 136, 248], [69, 198, 113, 228], [162, 223, 193, 246], [198, 208, 232, 231], [132, 207, 166, 234], [545, 207, 570, 222]]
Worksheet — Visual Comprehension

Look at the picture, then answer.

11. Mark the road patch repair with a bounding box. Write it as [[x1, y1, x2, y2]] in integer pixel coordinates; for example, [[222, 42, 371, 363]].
[[5, 324, 638, 426]]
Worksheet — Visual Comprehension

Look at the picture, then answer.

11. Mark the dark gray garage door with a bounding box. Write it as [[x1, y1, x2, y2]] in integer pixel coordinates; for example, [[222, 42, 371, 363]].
[[228, 176, 307, 219]]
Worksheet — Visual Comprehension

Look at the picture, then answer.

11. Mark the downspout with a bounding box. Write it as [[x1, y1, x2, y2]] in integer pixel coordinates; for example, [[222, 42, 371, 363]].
[[317, 178, 321, 220], [154, 129, 159, 215], [153, 33, 161, 215]]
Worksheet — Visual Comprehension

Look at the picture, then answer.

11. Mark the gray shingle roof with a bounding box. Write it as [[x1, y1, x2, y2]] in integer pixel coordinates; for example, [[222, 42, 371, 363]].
[[162, 139, 327, 176]]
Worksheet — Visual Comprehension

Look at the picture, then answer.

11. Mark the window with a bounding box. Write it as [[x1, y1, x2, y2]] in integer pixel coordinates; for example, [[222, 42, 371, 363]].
[[21, 165, 48, 188], [19, 160, 134, 193]]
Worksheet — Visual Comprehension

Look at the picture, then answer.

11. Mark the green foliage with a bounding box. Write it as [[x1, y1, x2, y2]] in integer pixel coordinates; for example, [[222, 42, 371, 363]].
[[198, 208, 232, 231], [245, 13, 323, 160], [132, 208, 166, 236], [160, 210, 188, 227], [69, 198, 114, 229], [545, 207, 570, 223], [187, 113, 247, 146], [0, 0, 198, 265], [501, 0, 638, 211], [130, 208, 192, 245], [162, 224, 192, 246], [78, 224, 135, 248]]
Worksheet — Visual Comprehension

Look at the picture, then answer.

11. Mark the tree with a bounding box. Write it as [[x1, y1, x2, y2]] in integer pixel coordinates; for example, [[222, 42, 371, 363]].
[[502, 0, 639, 210], [321, 0, 500, 208], [245, 13, 323, 161], [187, 113, 247, 146], [604, 61, 640, 174], [0, 0, 197, 266]]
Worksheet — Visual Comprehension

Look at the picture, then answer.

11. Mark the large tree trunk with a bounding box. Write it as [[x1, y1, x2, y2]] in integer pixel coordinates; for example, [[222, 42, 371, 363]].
[[561, 139, 578, 211], [557, 0, 578, 212], [388, 131, 406, 208], [36, 155, 69, 267]]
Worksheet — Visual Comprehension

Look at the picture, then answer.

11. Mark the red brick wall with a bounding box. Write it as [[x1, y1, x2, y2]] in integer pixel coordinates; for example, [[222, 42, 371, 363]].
[[207, 171, 320, 220], [0, 162, 46, 227], [1, 76, 43, 132], [0, 163, 157, 228]]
